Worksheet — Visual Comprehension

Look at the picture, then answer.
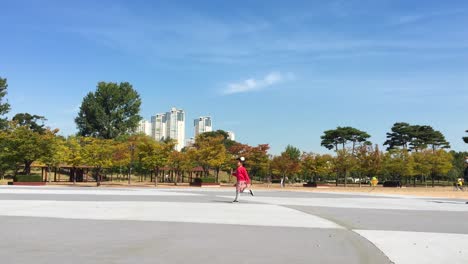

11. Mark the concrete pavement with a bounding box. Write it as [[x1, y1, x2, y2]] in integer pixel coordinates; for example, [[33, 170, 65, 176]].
[[1, 186, 467, 263]]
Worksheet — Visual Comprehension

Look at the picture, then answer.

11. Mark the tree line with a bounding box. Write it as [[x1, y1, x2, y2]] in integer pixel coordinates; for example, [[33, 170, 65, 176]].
[[0, 76, 467, 186]]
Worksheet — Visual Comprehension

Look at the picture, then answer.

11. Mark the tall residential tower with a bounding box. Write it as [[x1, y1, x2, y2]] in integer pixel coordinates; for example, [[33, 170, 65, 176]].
[[166, 107, 186, 151], [151, 113, 167, 141], [136, 120, 152, 137], [194, 116, 212, 138]]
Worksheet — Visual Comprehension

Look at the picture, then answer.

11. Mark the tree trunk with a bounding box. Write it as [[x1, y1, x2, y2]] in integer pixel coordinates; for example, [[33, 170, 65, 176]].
[[216, 168, 220, 183], [154, 168, 159, 187], [128, 168, 131, 185], [24, 160, 33, 175], [47, 167, 51, 184], [96, 168, 101, 187], [344, 169, 347, 188]]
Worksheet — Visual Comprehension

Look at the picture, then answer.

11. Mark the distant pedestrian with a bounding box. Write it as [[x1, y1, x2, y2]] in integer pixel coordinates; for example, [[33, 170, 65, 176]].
[[232, 157, 254, 203]]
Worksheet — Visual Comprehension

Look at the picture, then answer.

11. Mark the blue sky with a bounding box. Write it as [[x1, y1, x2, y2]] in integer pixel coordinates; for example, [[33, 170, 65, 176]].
[[1, 0, 467, 154]]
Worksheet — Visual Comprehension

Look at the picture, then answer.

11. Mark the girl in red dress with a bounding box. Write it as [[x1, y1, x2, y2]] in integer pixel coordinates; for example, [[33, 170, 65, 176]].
[[232, 157, 254, 203]]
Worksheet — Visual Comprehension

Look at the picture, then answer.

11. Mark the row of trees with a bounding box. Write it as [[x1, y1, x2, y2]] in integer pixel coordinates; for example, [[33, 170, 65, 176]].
[[314, 124, 455, 187], [271, 144, 455, 187], [267, 124, 464, 186], [0, 76, 467, 186], [0, 127, 271, 185]]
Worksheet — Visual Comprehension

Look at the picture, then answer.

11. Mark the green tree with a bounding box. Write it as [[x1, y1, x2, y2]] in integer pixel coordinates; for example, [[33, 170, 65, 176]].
[[411, 125, 450, 151], [75, 82, 142, 139], [63, 136, 84, 184], [428, 149, 453, 187], [384, 122, 450, 151], [463, 130, 468, 144], [321, 126, 370, 153], [355, 145, 382, 187], [272, 145, 301, 187], [382, 149, 414, 182], [81, 137, 115, 186], [138, 138, 174, 186], [384, 122, 414, 150], [168, 151, 184, 183], [411, 150, 431, 187], [332, 149, 356, 187], [112, 139, 132, 182], [448, 151, 468, 181], [0, 129, 15, 178], [5, 123, 59, 175], [193, 134, 227, 182], [39, 135, 67, 182], [246, 144, 270, 179], [12, 113, 46, 134], [301, 153, 333, 182], [117, 134, 152, 184], [0, 77, 10, 129]]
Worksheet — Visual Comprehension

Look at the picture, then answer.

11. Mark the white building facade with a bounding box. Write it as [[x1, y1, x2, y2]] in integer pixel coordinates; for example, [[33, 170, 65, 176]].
[[194, 116, 212, 138], [166, 107, 186, 151], [151, 113, 167, 141], [227, 131, 236, 141], [136, 120, 152, 137], [150, 107, 186, 151]]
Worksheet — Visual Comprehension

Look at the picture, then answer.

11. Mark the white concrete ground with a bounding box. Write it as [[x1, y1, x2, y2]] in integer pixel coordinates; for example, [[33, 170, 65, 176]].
[[1, 186, 467, 264]]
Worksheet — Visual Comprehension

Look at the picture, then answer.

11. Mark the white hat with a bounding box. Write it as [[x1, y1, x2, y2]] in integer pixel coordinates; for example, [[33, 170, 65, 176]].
[[238, 156, 246, 162]]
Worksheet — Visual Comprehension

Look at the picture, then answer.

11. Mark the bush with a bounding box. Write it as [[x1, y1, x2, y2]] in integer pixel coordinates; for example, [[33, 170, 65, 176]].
[[14, 174, 43, 182], [303, 182, 317, 187], [201, 177, 217, 183], [192, 177, 218, 184], [193, 178, 202, 184], [383, 181, 401, 187]]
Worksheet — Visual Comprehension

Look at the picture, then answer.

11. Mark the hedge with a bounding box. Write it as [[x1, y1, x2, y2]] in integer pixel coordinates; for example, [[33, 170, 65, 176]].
[[193, 177, 217, 183], [383, 181, 402, 187], [14, 174, 43, 182]]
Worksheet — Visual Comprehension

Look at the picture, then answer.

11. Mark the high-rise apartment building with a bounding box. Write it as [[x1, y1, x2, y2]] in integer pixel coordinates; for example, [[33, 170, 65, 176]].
[[136, 120, 152, 137], [166, 107, 185, 151], [151, 113, 167, 141], [150, 107, 186, 151], [194, 116, 212, 138]]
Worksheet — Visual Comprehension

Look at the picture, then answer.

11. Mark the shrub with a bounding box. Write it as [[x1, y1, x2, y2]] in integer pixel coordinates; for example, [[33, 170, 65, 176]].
[[192, 177, 217, 184], [202, 177, 216, 183], [14, 174, 43, 182], [383, 181, 401, 187], [303, 182, 317, 187], [193, 178, 202, 184]]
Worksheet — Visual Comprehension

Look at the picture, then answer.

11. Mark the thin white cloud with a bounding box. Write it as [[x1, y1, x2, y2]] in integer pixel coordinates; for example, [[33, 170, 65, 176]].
[[223, 72, 294, 95], [390, 9, 466, 26]]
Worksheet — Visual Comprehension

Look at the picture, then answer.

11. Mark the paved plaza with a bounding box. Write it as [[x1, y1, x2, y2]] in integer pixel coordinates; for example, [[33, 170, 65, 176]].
[[1, 186, 468, 264]]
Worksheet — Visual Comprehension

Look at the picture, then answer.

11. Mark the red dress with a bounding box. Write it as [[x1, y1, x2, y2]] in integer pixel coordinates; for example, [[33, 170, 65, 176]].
[[233, 166, 250, 192]]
